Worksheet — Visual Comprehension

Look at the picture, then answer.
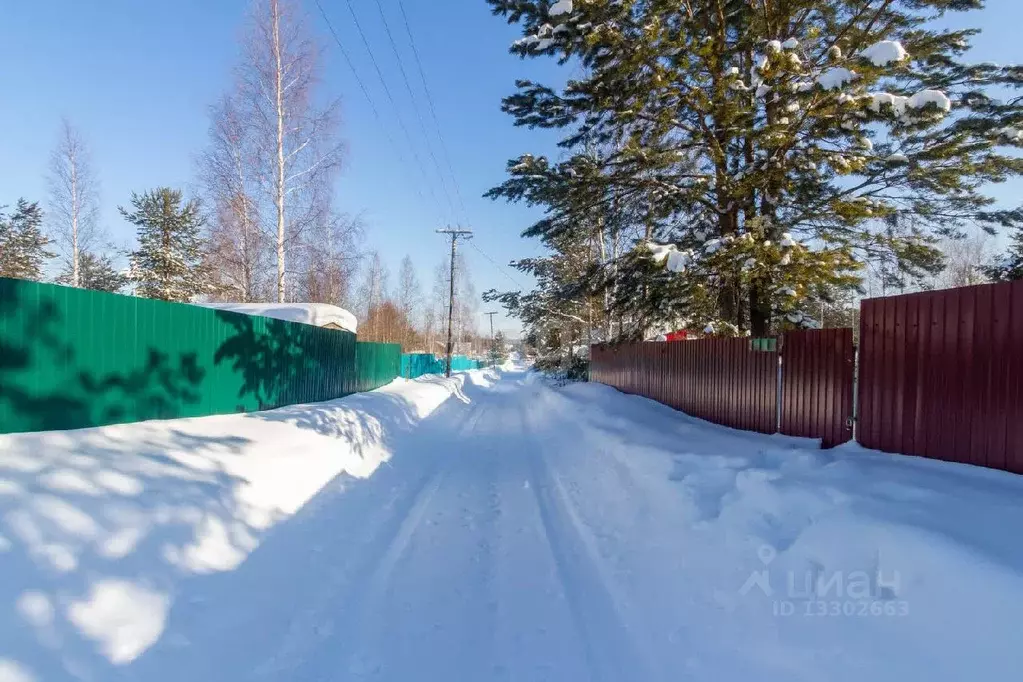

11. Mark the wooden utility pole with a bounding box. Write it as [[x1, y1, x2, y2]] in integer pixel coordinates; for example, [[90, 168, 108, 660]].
[[485, 311, 498, 367], [437, 227, 473, 377]]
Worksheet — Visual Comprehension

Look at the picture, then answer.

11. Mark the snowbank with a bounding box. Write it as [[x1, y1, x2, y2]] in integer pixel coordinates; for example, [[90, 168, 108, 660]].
[[196, 302, 358, 333], [554, 382, 1023, 679], [0, 372, 479, 680]]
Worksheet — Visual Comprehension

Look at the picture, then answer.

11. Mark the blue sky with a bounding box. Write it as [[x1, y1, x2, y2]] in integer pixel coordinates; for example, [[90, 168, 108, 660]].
[[1, 0, 1020, 335]]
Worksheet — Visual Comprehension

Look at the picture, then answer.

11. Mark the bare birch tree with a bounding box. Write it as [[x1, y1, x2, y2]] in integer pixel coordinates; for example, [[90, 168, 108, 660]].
[[397, 255, 421, 349], [200, 94, 266, 301], [48, 118, 100, 287], [935, 229, 993, 290], [358, 251, 390, 338], [296, 209, 362, 307], [241, 0, 344, 302]]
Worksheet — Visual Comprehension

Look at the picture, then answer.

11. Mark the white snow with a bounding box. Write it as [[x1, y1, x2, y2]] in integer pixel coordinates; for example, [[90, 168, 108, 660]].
[[6, 368, 1023, 680], [644, 241, 690, 273], [868, 91, 910, 115], [766, 39, 782, 53], [860, 40, 908, 66], [549, 0, 572, 17], [887, 153, 910, 163], [755, 83, 771, 98], [196, 302, 358, 333], [780, 232, 797, 247], [782, 37, 800, 50], [908, 89, 952, 112], [998, 126, 1023, 142], [818, 67, 858, 90], [665, 250, 691, 273], [0, 372, 474, 675]]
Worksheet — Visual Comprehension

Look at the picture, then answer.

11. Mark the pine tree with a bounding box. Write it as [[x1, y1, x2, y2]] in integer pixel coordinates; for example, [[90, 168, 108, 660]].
[[0, 199, 53, 281], [121, 188, 211, 302], [56, 250, 128, 293], [987, 226, 1023, 281], [489, 330, 509, 366], [488, 0, 1023, 336]]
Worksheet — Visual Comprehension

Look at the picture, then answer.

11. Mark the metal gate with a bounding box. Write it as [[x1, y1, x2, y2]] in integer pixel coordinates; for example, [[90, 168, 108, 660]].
[[780, 328, 855, 448]]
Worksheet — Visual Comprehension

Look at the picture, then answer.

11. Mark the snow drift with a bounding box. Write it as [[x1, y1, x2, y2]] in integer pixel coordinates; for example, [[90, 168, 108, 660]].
[[0, 372, 480, 681]]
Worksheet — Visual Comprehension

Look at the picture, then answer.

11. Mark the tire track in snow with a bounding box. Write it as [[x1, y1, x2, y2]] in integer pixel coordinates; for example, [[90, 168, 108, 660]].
[[253, 398, 488, 678], [520, 394, 663, 682]]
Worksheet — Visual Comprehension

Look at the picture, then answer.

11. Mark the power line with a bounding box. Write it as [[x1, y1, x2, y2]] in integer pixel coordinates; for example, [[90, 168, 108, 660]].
[[313, 0, 429, 210], [395, 0, 470, 220], [470, 239, 591, 327], [339, 0, 450, 222], [372, 0, 458, 220], [469, 238, 525, 289]]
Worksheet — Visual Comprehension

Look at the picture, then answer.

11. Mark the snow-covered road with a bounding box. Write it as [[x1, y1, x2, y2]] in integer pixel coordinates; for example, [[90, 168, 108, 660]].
[[5, 368, 1023, 681]]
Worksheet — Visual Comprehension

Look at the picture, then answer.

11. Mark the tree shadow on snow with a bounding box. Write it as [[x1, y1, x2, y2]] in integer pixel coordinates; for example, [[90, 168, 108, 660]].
[[0, 425, 256, 682]]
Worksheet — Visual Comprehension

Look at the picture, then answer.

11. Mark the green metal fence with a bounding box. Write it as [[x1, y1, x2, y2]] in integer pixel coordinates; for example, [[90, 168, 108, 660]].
[[0, 277, 401, 434], [354, 342, 402, 393], [400, 352, 482, 379]]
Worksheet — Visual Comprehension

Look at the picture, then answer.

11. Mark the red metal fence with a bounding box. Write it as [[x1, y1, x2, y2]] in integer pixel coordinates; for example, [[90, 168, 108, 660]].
[[590, 330, 855, 446], [592, 282, 1023, 473], [591, 338, 778, 434], [858, 281, 1023, 473], [780, 328, 855, 448]]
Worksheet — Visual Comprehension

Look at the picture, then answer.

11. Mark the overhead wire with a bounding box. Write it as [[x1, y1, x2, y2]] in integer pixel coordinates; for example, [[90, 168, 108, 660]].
[[371, 0, 459, 221], [395, 0, 471, 222], [337, 0, 451, 223], [313, 0, 432, 209], [469, 239, 525, 289]]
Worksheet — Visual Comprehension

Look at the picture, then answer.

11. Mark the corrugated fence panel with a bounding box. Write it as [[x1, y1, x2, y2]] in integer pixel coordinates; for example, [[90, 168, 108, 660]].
[[780, 328, 854, 447], [0, 277, 402, 434], [589, 340, 778, 434], [858, 281, 1023, 474], [400, 353, 480, 378]]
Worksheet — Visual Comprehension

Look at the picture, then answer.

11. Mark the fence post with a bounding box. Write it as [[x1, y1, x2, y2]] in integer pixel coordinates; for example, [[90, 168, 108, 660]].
[[776, 347, 783, 435]]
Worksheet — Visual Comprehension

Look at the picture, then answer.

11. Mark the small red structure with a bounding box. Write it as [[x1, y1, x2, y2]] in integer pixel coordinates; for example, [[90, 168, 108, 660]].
[[664, 330, 689, 342]]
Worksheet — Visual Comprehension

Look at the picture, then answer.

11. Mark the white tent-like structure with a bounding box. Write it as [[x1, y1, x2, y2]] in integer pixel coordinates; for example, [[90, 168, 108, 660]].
[[197, 302, 358, 334]]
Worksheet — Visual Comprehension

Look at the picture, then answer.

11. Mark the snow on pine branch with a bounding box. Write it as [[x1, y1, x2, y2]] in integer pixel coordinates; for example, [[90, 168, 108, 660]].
[[644, 241, 693, 273], [549, 0, 572, 17], [859, 40, 908, 67]]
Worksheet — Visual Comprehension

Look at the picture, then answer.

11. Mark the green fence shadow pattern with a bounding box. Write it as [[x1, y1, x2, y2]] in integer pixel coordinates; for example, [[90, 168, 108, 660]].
[[400, 352, 481, 379], [0, 277, 402, 435]]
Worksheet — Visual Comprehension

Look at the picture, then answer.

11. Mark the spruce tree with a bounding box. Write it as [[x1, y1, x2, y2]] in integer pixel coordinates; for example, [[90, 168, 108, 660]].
[[488, 0, 1023, 336], [987, 227, 1023, 281], [121, 188, 211, 302], [56, 250, 128, 293], [0, 199, 54, 281]]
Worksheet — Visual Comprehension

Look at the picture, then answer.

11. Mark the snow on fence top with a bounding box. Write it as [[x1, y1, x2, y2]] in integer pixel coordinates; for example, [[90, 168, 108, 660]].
[[197, 302, 359, 333]]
